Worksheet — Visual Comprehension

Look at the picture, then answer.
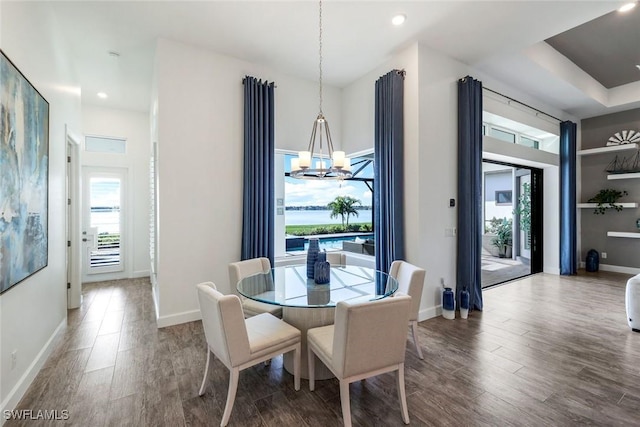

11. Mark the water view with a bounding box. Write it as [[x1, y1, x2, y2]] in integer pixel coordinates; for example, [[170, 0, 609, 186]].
[[285, 209, 372, 225]]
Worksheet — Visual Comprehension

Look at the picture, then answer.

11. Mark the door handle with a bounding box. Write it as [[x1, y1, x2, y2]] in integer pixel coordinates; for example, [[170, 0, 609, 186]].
[[82, 238, 88, 242]]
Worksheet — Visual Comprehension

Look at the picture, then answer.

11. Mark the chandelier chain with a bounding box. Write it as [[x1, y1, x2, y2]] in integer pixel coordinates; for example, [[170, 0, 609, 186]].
[[318, 0, 323, 114]]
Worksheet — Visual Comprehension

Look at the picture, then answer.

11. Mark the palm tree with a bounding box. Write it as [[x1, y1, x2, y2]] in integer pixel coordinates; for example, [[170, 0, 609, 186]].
[[328, 196, 361, 227]]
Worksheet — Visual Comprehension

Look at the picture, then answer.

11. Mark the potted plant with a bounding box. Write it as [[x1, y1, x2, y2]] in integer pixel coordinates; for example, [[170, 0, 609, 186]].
[[587, 189, 628, 215], [514, 182, 531, 249], [491, 218, 513, 258]]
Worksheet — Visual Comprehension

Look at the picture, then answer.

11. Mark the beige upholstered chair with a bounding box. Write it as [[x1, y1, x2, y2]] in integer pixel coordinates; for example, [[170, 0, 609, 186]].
[[196, 282, 301, 427], [307, 295, 412, 427], [326, 251, 346, 266], [389, 260, 426, 359], [229, 257, 282, 318]]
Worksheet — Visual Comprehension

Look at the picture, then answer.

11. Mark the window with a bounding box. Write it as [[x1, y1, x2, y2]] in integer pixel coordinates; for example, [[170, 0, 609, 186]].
[[495, 190, 512, 205], [279, 153, 374, 255], [520, 136, 540, 149], [85, 135, 126, 154], [489, 128, 516, 143]]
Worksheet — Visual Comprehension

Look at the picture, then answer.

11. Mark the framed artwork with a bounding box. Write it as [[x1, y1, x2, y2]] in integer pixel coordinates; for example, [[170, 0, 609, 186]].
[[0, 49, 49, 293]]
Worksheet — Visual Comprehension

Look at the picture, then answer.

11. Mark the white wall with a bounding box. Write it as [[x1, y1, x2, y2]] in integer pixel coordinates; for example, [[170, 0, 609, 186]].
[[342, 42, 466, 320], [152, 38, 343, 327], [0, 1, 82, 415], [342, 41, 576, 320], [82, 106, 151, 280]]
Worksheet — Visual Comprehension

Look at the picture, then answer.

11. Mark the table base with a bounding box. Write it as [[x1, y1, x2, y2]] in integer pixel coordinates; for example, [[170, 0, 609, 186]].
[[282, 306, 335, 380]]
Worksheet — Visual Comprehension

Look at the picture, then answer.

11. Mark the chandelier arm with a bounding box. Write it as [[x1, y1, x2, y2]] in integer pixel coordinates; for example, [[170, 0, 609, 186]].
[[323, 119, 335, 156], [307, 119, 319, 159]]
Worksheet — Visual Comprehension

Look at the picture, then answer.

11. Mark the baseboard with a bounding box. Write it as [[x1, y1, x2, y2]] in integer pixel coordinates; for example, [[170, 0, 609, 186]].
[[418, 305, 441, 322], [0, 319, 66, 424], [132, 270, 150, 278], [599, 264, 640, 275], [156, 309, 201, 328], [578, 261, 639, 275]]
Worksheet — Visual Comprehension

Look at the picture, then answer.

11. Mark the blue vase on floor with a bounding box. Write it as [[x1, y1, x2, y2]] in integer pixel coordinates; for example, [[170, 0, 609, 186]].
[[442, 287, 455, 320], [460, 287, 470, 319], [306, 239, 320, 279], [314, 252, 330, 284]]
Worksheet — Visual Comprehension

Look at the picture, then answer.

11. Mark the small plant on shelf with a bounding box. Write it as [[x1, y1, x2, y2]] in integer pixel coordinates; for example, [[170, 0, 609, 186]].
[[587, 189, 628, 215]]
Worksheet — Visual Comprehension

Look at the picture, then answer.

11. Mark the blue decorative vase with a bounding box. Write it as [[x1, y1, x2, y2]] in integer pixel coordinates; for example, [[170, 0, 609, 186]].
[[460, 287, 470, 319], [314, 252, 330, 284], [306, 239, 320, 279], [586, 249, 599, 273], [442, 287, 455, 320]]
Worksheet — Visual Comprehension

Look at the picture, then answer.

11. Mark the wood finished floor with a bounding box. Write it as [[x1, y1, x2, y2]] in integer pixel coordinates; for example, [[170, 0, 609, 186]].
[[7, 271, 640, 426]]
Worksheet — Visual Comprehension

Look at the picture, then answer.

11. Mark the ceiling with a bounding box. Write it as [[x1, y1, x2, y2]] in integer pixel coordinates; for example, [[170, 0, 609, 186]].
[[546, 5, 640, 89], [41, 1, 640, 119]]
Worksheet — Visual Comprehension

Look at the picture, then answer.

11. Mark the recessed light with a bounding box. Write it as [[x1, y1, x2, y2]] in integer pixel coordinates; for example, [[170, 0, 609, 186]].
[[391, 14, 406, 26], [97, 92, 108, 99], [618, 2, 636, 12]]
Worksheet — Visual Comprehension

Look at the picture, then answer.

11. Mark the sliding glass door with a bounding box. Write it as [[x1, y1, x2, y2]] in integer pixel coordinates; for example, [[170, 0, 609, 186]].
[[481, 160, 542, 287]]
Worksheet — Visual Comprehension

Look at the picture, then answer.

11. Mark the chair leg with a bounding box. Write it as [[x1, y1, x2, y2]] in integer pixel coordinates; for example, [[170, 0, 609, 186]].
[[198, 349, 211, 396], [221, 367, 240, 427], [293, 344, 301, 391], [411, 321, 424, 360], [339, 380, 352, 427], [308, 346, 315, 391], [396, 364, 410, 424]]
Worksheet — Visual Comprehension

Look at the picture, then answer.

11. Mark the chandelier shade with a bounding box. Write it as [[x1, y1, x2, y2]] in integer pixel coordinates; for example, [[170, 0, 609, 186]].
[[290, 0, 352, 180]]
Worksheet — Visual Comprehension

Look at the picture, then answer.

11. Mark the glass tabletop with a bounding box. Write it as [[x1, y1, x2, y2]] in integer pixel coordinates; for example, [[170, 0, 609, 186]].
[[236, 264, 398, 308]]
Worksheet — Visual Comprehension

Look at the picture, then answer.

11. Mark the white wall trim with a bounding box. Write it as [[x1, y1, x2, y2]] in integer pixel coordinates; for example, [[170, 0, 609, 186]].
[[132, 270, 150, 279], [156, 309, 201, 329], [579, 262, 640, 275], [0, 319, 66, 422], [418, 305, 441, 322]]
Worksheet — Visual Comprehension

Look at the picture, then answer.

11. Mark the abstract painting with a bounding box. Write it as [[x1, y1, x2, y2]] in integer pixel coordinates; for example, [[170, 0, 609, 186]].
[[0, 50, 49, 293]]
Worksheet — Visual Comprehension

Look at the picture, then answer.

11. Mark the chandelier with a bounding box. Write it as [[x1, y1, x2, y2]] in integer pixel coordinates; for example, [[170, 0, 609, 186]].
[[290, 0, 352, 180]]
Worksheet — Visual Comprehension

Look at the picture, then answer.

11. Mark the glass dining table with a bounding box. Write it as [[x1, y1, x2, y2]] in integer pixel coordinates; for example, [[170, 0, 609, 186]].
[[237, 264, 398, 379]]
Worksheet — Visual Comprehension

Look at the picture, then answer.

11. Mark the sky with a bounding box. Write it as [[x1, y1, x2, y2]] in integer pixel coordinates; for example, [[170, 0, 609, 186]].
[[285, 177, 372, 207], [284, 154, 373, 207]]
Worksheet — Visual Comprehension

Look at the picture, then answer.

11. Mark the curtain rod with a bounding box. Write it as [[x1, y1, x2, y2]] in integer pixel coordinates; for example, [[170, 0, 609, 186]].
[[483, 87, 561, 123], [242, 77, 277, 88]]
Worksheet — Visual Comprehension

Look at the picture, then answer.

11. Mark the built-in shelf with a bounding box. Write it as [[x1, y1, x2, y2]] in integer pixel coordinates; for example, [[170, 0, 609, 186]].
[[607, 231, 640, 239], [577, 203, 638, 208], [608, 172, 640, 180], [577, 143, 638, 156]]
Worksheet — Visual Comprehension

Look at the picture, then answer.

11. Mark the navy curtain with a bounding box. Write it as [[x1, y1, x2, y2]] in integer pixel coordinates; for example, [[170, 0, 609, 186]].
[[457, 76, 483, 311], [559, 121, 577, 275], [374, 70, 405, 274], [241, 76, 275, 264]]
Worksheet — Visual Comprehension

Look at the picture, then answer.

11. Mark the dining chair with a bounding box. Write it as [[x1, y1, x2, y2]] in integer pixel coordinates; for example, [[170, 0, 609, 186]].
[[389, 260, 426, 359], [196, 282, 301, 427], [229, 257, 282, 318], [307, 295, 412, 427]]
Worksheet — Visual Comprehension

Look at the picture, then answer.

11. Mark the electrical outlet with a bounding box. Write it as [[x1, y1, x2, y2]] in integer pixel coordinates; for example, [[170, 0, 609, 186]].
[[445, 227, 457, 237], [601, 252, 607, 259], [11, 350, 17, 370]]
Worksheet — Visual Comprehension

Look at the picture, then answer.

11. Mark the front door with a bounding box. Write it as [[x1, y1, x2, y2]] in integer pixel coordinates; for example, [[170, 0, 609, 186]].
[[82, 167, 126, 282]]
